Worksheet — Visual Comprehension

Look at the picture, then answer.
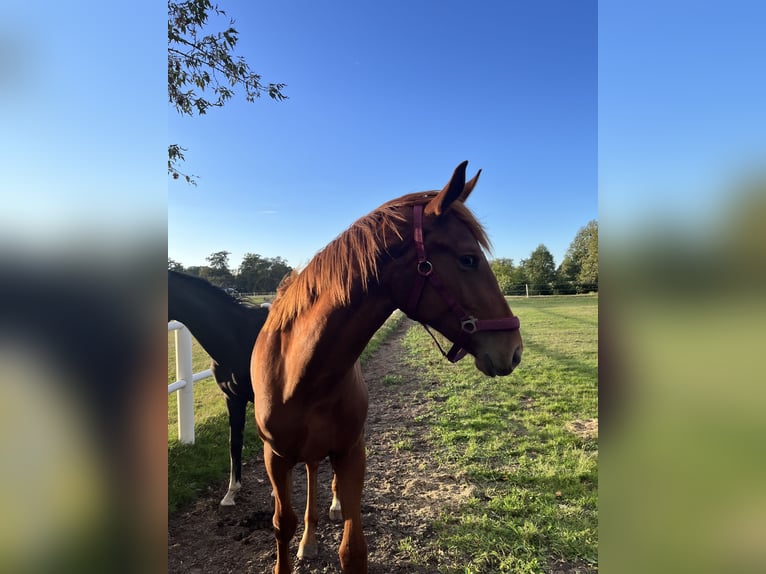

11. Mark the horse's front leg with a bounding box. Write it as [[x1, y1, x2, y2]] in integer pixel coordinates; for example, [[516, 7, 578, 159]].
[[221, 393, 247, 506], [297, 460, 320, 559], [263, 442, 297, 574], [330, 436, 368, 573]]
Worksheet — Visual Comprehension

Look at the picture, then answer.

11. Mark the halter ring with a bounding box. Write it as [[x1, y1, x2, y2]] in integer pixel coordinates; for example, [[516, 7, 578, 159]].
[[417, 260, 433, 276], [460, 316, 478, 334]]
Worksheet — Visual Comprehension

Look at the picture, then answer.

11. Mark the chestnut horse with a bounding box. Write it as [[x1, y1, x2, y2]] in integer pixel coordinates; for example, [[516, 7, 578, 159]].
[[251, 161, 523, 573]]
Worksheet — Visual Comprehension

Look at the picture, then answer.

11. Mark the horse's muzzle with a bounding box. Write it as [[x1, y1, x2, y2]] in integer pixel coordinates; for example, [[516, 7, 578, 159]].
[[478, 344, 522, 377]]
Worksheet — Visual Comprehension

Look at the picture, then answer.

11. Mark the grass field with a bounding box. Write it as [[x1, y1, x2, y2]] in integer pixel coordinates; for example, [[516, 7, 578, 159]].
[[397, 294, 598, 572], [168, 294, 598, 571]]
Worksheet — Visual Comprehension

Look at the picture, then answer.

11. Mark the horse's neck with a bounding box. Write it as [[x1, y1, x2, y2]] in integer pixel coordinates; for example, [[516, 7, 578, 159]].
[[290, 287, 396, 377], [170, 292, 247, 367]]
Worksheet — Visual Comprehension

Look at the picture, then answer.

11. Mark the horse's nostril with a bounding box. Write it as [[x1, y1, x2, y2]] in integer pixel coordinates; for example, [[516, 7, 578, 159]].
[[512, 347, 522, 368]]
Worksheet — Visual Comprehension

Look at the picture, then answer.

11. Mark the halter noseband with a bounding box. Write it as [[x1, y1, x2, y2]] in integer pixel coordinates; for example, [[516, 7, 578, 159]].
[[404, 203, 521, 363]]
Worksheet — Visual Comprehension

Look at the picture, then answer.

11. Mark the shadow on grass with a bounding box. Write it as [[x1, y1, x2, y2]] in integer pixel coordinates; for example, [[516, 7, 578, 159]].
[[532, 306, 599, 329], [522, 338, 598, 383]]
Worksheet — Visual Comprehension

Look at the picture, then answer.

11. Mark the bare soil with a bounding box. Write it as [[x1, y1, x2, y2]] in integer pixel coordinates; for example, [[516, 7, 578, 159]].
[[168, 318, 473, 573]]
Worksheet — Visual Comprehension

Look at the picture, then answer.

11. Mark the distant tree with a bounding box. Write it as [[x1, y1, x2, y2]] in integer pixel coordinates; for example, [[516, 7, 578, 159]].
[[265, 256, 292, 290], [204, 250, 234, 287], [237, 253, 292, 292], [206, 250, 230, 270], [521, 244, 557, 295], [489, 258, 515, 294], [558, 220, 598, 289], [489, 258, 526, 295], [168, 0, 287, 183], [236, 252, 269, 292], [184, 265, 206, 277], [508, 265, 528, 294], [168, 258, 185, 271], [558, 256, 579, 283]]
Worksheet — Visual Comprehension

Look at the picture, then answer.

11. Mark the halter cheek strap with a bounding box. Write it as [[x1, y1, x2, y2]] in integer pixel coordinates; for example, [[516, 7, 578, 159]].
[[404, 204, 520, 363]]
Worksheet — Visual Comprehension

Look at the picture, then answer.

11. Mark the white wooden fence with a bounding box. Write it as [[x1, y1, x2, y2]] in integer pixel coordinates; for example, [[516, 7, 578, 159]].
[[168, 320, 213, 444]]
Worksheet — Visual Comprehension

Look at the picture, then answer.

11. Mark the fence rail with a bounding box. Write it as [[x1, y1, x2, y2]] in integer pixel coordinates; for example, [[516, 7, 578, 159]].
[[502, 282, 598, 296], [168, 320, 213, 444]]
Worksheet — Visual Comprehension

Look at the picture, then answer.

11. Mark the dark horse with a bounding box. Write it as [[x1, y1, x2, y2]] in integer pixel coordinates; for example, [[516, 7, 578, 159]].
[[167, 270, 269, 506], [252, 161, 523, 573]]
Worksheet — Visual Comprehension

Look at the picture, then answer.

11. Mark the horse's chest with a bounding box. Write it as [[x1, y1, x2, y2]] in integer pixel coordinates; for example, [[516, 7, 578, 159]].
[[261, 389, 367, 462]]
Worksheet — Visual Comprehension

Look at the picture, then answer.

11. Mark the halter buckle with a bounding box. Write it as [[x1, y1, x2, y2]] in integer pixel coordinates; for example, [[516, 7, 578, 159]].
[[460, 316, 478, 334], [417, 260, 433, 276]]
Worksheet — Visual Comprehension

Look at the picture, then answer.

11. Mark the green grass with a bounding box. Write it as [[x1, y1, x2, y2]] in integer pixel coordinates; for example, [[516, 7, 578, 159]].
[[167, 310, 405, 513], [399, 294, 598, 573], [241, 293, 274, 305]]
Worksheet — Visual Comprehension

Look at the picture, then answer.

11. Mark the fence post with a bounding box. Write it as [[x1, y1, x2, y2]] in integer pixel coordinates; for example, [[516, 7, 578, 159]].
[[525, 283, 529, 298], [174, 325, 195, 444]]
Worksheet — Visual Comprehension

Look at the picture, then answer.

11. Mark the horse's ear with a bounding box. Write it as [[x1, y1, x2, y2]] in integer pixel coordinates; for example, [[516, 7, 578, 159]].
[[425, 161, 468, 216], [459, 169, 481, 203]]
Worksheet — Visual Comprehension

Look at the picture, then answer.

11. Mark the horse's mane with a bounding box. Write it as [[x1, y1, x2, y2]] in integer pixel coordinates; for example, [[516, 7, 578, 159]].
[[267, 192, 490, 330]]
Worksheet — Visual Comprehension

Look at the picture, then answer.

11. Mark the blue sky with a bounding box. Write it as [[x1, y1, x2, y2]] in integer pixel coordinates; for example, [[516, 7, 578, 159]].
[[2, 1, 761, 270], [168, 1, 598, 270]]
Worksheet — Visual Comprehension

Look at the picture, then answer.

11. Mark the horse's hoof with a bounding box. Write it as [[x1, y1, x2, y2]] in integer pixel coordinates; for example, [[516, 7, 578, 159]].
[[328, 507, 343, 522], [297, 543, 318, 560], [219, 492, 237, 507]]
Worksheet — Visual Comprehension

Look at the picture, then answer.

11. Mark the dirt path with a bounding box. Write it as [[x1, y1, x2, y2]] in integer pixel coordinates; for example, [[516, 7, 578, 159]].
[[168, 318, 472, 573]]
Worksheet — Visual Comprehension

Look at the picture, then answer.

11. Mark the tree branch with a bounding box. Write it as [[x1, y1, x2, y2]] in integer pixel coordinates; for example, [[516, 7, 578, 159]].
[[168, 0, 286, 183]]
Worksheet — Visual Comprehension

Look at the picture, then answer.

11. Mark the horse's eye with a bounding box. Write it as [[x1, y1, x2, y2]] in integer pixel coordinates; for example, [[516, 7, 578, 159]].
[[459, 255, 479, 269]]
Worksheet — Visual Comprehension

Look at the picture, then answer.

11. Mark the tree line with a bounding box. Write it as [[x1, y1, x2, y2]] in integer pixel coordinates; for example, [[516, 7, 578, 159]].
[[169, 220, 598, 297], [490, 220, 598, 295], [168, 251, 292, 293]]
